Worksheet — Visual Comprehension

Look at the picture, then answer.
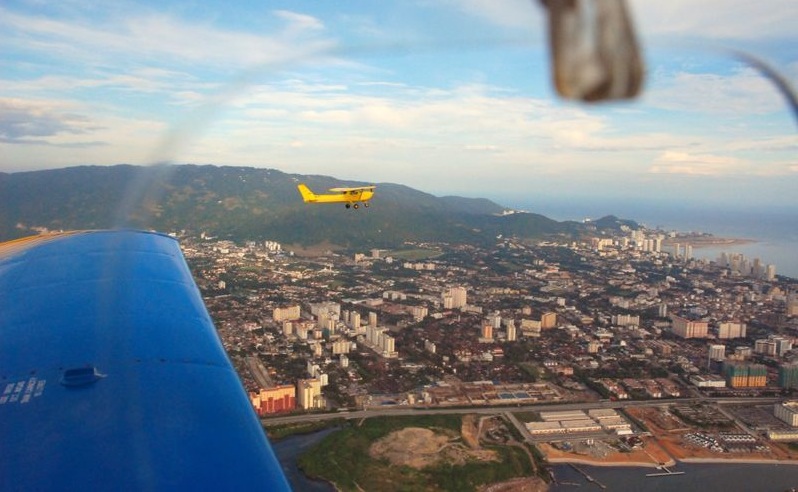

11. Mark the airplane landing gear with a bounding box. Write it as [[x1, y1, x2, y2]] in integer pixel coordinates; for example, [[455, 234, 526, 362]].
[[345, 203, 351, 209], [364, 202, 369, 208], [353, 203, 360, 209]]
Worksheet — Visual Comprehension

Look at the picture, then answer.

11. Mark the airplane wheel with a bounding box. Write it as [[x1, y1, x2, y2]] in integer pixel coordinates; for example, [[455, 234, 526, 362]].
[[345, 203, 351, 209], [353, 203, 360, 209], [364, 202, 370, 208]]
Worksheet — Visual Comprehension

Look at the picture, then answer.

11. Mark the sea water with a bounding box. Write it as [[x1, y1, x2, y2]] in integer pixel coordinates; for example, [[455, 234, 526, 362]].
[[511, 200, 798, 280]]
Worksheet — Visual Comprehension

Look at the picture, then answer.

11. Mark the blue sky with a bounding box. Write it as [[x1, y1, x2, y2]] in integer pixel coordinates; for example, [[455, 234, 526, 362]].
[[2, 0, 797, 214]]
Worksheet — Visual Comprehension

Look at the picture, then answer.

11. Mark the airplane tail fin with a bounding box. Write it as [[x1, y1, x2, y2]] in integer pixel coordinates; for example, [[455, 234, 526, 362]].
[[297, 183, 317, 202]]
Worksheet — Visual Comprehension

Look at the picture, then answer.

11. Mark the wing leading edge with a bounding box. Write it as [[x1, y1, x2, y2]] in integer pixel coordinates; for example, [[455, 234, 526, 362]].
[[0, 230, 290, 491]]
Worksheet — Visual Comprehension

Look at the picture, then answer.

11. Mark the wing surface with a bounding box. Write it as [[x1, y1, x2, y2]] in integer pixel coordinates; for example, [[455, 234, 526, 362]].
[[328, 186, 376, 192], [0, 230, 290, 491]]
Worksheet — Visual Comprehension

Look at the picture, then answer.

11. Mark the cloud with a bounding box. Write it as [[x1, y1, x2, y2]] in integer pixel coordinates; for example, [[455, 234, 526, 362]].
[[632, 0, 798, 41], [274, 10, 325, 32], [644, 66, 787, 115], [0, 7, 335, 71], [0, 98, 97, 143], [649, 151, 745, 175], [446, 0, 542, 29]]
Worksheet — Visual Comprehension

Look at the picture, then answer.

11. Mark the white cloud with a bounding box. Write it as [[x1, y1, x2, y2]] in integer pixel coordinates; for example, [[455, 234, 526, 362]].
[[0, 7, 335, 71], [0, 98, 97, 142], [273, 10, 325, 32], [446, 0, 542, 29], [644, 67, 787, 115], [631, 0, 798, 41], [649, 151, 745, 175]]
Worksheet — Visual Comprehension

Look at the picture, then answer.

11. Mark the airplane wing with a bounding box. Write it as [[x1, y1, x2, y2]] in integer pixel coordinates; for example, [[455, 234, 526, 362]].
[[0, 230, 290, 491], [328, 185, 376, 192]]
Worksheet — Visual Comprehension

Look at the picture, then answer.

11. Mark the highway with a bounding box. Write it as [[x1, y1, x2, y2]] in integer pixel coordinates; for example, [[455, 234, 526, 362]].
[[261, 396, 782, 429]]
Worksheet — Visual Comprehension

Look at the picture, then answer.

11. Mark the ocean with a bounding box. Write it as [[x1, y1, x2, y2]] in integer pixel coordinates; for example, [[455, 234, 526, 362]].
[[509, 200, 798, 280], [550, 462, 798, 491]]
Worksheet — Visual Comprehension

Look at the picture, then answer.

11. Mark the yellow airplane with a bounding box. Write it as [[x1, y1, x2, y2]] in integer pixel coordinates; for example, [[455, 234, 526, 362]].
[[297, 183, 376, 209]]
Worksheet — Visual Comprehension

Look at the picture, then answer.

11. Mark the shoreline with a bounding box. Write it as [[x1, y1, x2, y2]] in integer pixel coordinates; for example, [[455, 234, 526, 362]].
[[545, 455, 798, 468], [545, 457, 674, 469], [679, 457, 798, 466], [662, 237, 756, 249]]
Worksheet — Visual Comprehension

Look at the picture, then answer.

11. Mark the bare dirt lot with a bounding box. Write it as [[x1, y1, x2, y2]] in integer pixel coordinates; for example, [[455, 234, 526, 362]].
[[369, 426, 498, 469]]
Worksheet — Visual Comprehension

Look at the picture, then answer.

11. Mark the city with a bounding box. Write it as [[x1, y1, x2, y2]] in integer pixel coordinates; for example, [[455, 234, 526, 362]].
[[179, 223, 798, 482]]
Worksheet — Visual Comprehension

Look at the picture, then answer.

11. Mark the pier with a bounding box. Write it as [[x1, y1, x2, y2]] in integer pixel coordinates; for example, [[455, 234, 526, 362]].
[[569, 464, 607, 489], [646, 466, 685, 477]]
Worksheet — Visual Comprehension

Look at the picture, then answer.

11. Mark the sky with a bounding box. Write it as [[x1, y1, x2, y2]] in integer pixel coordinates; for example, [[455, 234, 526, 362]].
[[2, 0, 797, 216]]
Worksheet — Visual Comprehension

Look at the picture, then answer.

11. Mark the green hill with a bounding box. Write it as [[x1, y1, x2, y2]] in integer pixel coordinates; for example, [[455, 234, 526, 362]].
[[0, 164, 636, 247]]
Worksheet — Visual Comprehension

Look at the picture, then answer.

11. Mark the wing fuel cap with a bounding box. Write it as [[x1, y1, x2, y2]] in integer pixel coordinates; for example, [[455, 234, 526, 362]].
[[61, 366, 106, 387]]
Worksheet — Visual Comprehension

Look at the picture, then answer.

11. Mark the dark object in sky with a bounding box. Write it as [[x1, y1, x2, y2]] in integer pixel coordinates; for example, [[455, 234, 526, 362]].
[[0, 230, 290, 491], [539, 0, 644, 102], [732, 50, 798, 131]]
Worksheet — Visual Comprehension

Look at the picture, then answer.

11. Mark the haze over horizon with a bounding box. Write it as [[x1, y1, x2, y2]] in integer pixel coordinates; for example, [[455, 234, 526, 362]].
[[2, 1, 797, 212]]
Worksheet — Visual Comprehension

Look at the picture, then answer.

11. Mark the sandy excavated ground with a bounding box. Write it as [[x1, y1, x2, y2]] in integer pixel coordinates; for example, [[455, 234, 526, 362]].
[[538, 437, 674, 468], [369, 427, 498, 469], [626, 406, 798, 464]]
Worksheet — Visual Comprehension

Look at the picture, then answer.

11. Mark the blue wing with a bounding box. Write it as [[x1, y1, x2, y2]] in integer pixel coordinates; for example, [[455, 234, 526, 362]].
[[0, 230, 290, 491]]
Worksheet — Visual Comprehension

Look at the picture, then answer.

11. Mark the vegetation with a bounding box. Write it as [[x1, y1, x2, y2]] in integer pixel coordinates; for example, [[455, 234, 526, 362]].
[[1, 164, 637, 245], [264, 419, 345, 441], [297, 415, 535, 492]]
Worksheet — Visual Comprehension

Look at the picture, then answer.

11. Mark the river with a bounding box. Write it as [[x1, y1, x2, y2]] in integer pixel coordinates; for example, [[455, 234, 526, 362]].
[[272, 428, 337, 491]]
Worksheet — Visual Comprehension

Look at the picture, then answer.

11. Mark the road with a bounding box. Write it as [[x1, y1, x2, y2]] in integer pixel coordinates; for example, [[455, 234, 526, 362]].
[[262, 396, 783, 437]]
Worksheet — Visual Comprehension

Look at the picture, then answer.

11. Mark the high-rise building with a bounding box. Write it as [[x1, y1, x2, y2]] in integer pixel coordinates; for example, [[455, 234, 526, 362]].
[[775, 337, 793, 357], [481, 324, 493, 340], [309, 302, 341, 318], [774, 401, 798, 427], [541, 312, 557, 329], [766, 264, 776, 280], [612, 314, 640, 327], [754, 339, 777, 357], [412, 306, 428, 321], [708, 344, 726, 362], [350, 311, 361, 330], [717, 322, 747, 339], [332, 340, 351, 355], [778, 363, 798, 389], [442, 286, 468, 309], [368, 311, 378, 327], [249, 385, 296, 416], [506, 321, 517, 342], [297, 379, 323, 409], [670, 315, 709, 339], [273, 305, 300, 322], [787, 293, 798, 317], [723, 361, 767, 388]]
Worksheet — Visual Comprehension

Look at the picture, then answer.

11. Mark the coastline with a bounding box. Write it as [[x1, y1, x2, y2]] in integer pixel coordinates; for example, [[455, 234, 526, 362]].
[[662, 236, 756, 249], [543, 455, 798, 468], [544, 456, 673, 468], [679, 457, 798, 466]]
